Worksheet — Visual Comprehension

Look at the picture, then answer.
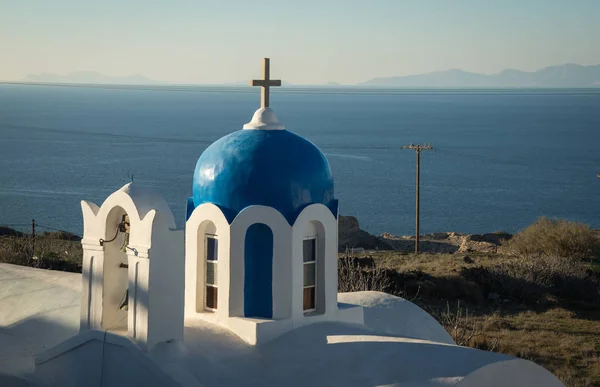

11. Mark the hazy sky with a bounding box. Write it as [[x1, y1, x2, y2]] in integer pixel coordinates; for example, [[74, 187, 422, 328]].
[[1, 0, 599, 84]]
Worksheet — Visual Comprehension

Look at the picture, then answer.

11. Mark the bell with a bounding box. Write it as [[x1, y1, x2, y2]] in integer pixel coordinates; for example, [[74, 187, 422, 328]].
[[118, 214, 130, 233]]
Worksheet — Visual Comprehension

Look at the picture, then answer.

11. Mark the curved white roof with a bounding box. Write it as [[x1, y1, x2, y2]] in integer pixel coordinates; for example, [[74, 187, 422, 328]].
[[339, 291, 455, 345], [0, 264, 564, 387]]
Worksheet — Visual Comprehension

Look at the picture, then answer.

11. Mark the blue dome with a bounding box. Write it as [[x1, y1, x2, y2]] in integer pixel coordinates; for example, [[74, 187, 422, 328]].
[[191, 129, 337, 224]]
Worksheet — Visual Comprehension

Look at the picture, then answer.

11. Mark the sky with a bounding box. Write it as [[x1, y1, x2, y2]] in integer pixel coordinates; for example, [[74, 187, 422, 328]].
[[1, 0, 599, 85]]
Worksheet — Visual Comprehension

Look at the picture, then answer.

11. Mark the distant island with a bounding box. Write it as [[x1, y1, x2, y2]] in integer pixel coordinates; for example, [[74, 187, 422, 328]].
[[361, 63, 600, 88], [18, 64, 600, 88], [23, 71, 160, 85], [229, 80, 294, 86]]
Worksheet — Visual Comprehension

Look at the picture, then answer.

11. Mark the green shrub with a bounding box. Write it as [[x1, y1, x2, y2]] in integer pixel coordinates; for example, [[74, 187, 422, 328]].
[[504, 217, 600, 260]]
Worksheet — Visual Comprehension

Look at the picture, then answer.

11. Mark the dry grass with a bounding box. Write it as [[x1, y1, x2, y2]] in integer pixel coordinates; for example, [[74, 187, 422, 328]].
[[466, 308, 600, 387], [462, 256, 600, 305], [372, 250, 501, 274], [433, 302, 600, 386], [436, 300, 499, 350], [338, 251, 394, 293], [0, 232, 82, 272]]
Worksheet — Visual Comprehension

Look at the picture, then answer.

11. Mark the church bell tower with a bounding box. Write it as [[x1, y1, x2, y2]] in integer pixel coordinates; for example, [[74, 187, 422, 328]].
[[80, 183, 184, 350]]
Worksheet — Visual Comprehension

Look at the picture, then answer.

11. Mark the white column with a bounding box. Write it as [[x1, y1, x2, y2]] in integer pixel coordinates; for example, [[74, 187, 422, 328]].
[[127, 250, 150, 349], [79, 243, 105, 332]]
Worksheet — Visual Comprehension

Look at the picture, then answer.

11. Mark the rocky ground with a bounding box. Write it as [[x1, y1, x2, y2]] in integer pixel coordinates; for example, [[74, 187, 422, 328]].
[[339, 215, 512, 254]]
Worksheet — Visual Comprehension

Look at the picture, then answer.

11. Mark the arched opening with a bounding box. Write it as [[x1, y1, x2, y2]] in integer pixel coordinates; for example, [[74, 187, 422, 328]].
[[244, 223, 274, 318], [303, 221, 326, 314], [102, 206, 131, 332], [196, 220, 218, 313]]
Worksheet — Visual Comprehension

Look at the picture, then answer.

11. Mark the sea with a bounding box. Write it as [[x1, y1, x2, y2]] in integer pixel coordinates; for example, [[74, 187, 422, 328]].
[[0, 83, 599, 237]]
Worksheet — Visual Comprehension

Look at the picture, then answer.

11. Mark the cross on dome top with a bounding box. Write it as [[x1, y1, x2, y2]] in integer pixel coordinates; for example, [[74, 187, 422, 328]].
[[250, 58, 281, 108], [243, 58, 285, 130]]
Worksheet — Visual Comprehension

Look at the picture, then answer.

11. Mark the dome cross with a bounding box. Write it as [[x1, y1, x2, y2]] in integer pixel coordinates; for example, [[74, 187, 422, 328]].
[[249, 58, 281, 108]]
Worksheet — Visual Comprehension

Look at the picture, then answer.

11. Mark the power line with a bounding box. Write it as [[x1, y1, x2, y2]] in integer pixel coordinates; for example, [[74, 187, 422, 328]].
[[36, 224, 79, 233], [0, 222, 82, 238]]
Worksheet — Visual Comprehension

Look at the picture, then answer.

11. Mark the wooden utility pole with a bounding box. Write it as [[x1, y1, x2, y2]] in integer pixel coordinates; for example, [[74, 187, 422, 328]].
[[31, 218, 36, 257], [402, 144, 434, 254]]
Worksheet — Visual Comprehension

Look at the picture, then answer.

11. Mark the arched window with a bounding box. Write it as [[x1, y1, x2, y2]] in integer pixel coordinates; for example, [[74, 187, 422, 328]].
[[205, 234, 218, 311], [303, 236, 317, 312]]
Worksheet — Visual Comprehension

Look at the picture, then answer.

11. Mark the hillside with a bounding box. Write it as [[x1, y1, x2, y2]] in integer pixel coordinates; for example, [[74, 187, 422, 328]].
[[362, 63, 600, 87]]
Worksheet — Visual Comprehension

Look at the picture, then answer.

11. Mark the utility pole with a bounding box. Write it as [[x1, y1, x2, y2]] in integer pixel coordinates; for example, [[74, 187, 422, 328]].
[[402, 144, 434, 254], [31, 218, 36, 258]]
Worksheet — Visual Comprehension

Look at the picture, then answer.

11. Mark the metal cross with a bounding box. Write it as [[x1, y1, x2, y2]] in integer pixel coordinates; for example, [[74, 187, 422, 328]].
[[249, 58, 281, 108]]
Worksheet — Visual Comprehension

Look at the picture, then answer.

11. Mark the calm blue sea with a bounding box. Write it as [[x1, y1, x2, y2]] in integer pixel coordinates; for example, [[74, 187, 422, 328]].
[[0, 84, 599, 237]]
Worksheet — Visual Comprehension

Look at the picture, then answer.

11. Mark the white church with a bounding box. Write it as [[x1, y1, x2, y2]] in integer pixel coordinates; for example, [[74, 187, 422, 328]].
[[0, 59, 564, 387]]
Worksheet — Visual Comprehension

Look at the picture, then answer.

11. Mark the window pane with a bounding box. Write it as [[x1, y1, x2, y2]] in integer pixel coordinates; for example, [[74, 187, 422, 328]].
[[206, 286, 218, 310], [303, 262, 316, 286], [303, 287, 315, 311], [303, 238, 316, 262], [207, 237, 218, 261], [206, 262, 217, 285]]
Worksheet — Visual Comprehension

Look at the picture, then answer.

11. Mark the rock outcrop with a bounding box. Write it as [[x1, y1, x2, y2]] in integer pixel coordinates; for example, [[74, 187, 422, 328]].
[[338, 216, 392, 252], [339, 218, 512, 254], [380, 231, 512, 253]]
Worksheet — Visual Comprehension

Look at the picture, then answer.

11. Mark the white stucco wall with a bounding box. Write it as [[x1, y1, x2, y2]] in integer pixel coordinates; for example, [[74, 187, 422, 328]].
[[185, 202, 355, 346], [185, 203, 231, 323], [147, 227, 185, 350], [291, 204, 338, 322]]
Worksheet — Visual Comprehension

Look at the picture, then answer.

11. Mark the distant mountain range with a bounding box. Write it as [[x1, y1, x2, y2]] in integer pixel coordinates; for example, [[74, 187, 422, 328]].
[[23, 71, 159, 85], [230, 80, 294, 86], [20, 64, 600, 87], [361, 64, 600, 87]]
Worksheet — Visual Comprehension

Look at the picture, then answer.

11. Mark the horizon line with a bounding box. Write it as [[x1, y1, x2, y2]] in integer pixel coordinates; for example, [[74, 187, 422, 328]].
[[1, 81, 600, 92]]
